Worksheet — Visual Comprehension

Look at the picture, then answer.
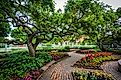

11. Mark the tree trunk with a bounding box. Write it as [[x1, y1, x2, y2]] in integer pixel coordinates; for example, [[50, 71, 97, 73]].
[[97, 38, 106, 51], [33, 38, 40, 52], [26, 31, 40, 57], [27, 40, 36, 57], [97, 42, 106, 51]]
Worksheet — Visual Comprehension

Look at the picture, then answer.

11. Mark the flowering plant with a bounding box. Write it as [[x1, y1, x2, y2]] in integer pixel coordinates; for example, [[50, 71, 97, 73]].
[[74, 52, 119, 69], [76, 49, 95, 54], [72, 70, 115, 80], [23, 69, 43, 80], [49, 52, 69, 61]]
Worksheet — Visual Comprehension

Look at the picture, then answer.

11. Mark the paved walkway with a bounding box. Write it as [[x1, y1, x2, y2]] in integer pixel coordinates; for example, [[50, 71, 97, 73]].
[[38, 52, 85, 80], [101, 61, 121, 80]]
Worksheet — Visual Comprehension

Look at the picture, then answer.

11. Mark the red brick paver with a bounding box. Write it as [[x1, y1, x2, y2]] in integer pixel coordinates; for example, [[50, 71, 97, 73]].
[[38, 52, 85, 80]]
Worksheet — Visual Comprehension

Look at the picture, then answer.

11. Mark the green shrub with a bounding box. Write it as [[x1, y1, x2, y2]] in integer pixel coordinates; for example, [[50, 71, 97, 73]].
[[43, 48, 52, 52], [107, 49, 121, 54], [0, 50, 52, 80], [58, 47, 70, 52], [70, 46, 79, 49], [64, 46, 70, 49], [58, 46, 70, 52], [37, 48, 52, 52], [37, 46, 53, 52], [79, 46, 96, 50], [70, 45, 97, 50]]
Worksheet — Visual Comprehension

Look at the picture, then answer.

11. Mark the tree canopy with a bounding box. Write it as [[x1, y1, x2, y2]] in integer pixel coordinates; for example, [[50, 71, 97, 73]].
[[64, 0, 120, 50], [0, 0, 121, 56], [0, 0, 77, 56], [0, 10, 11, 38]]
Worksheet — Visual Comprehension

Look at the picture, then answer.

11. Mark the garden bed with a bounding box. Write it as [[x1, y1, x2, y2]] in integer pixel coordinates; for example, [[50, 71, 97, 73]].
[[72, 70, 115, 80], [49, 52, 70, 61], [0, 50, 70, 80], [76, 49, 95, 54], [73, 52, 121, 70], [0, 50, 53, 80], [15, 52, 70, 80]]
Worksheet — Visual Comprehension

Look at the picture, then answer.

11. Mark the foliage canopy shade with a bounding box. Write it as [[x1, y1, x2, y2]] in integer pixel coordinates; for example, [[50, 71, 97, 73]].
[[0, 0, 121, 56]]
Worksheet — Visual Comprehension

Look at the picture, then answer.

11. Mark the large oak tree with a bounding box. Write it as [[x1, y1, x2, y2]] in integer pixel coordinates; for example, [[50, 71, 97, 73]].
[[0, 0, 76, 56]]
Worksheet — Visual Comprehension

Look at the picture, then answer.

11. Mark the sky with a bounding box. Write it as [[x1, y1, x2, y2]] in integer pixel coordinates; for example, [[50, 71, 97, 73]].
[[54, 0, 121, 12], [101, 0, 121, 9]]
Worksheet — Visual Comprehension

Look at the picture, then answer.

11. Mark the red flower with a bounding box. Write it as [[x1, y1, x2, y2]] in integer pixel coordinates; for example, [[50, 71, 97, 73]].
[[94, 53, 100, 57], [86, 54, 92, 57], [24, 75, 32, 80], [92, 54, 95, 57], [89, 56, 94, 60], [81, 57, 86, 61], [94, 52, 112, 57]]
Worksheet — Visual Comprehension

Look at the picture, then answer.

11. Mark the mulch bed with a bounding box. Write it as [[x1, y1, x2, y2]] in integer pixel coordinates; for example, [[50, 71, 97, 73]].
[[76, 49, 95, 54]]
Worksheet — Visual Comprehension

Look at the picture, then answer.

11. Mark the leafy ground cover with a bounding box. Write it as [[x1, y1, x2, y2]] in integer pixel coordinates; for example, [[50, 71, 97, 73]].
[[74, 52, 120, 69], [0, 50, 52, 80], [72, 70, 115, 80]]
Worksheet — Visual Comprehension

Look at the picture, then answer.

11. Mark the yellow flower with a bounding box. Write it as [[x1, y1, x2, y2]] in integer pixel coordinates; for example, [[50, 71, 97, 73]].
[[80, 76, 84, 80]]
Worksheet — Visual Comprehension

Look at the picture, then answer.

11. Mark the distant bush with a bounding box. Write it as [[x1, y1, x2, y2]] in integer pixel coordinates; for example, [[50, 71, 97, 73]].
[[58, 46, 70, 52], [36, 48, 52, 52], [64, 46, 70, 49], [79, 46, 97, 50], [0, 44, 5, 48], [37, 45, 53, 52], [71, 45, 97, 50], [107, 49, 121, 55], [43, 48, 52, 52]]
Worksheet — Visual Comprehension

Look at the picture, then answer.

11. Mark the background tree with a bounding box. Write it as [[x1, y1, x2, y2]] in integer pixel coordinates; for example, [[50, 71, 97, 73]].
[[64, 0, 118, 51], [109, 7, 121, 47]]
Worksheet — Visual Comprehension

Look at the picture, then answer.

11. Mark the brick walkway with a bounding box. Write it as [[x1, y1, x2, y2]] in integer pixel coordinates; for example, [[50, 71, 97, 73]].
[[38, 52, 85, 80], [101, 61, 121, 80]]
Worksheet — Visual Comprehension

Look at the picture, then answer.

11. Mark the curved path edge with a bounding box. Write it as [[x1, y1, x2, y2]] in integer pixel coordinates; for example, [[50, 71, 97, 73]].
[[38, 51, 85, 80]]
